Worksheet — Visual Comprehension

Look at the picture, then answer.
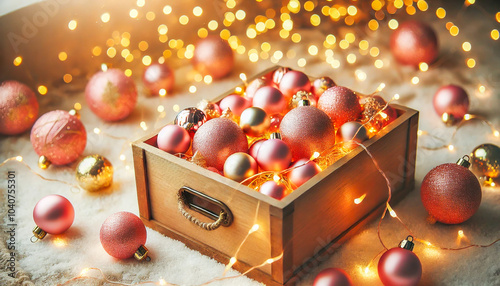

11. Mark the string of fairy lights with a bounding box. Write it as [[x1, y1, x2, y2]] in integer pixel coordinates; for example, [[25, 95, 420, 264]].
[[3, 0, 500, 285]]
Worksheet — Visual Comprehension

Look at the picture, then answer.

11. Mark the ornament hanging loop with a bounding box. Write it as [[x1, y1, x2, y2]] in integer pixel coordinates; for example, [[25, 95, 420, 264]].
[[399, 235, 415, 251], [457, 155, 471, 168], [30, 236, 39, 243]]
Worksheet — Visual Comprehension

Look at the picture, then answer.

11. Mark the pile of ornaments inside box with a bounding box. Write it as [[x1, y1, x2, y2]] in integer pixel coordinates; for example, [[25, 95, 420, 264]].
[[156, 67, 398, 200]]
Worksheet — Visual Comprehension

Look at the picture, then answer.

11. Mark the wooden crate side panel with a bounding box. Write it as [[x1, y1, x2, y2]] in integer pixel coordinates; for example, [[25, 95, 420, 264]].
[[289, 121, 410, 270], [132, 144, 151, 220], [144, 150, 273, 275]]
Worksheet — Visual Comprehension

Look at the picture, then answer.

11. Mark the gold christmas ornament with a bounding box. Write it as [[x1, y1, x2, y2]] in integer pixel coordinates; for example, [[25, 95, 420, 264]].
[[288, 90, 313, 110], [223, 152, 258, 182], [470, 144, 500, 179], [38, 155, 51, 169], [197, 100, 221, 120], [239, 107, 270, 137], [220, 107, 237, 123], [76, 155, 113, 192]]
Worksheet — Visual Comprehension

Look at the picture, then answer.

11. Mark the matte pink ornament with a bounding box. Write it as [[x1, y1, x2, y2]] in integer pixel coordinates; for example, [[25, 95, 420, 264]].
[[192, 35, 234, 79], [288, 159, 322, 188], [157, 125, 191, 154], [378, 248, 422, 286], [390, 20, 438, 66], [85, 68, 137, 121], [245, 77, 272, 100], [259, 180, 287, 200], [313, 268, 353, 286], [33, 195, 74, 235], [219, 95, 252, 117], [0, 81, 39, 135], [142, 63, 175, 96], [249, 139, 265, 160], [279, 70, 311, 99], [256, 138, 292, 172], [100, 211, 147, 260], [253, 86, 286, 115], [30, 110, 87, 165], [433, 85, 469, 120], [318, 86, 362, 127], [192, 118, 248, 170], [338, 121, 368, 149], [280, 106, 336, 161]]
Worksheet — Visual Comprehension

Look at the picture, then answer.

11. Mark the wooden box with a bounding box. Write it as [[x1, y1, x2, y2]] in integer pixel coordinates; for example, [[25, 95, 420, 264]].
[[132, 69, 419, 285]]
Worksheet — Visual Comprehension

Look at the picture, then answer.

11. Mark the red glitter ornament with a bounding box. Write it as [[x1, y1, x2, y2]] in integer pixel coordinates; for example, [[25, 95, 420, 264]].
[[0, 80, 39, 135], [390, 20, 438, 66], [192, 35, 234, 79], [318, 86, 362, 128], [142, 63, 175, 96], [33, 195, 74, 236], [433, 85, 469, 123], [313, 268, 353, 286], [30, 110, 87, 165], [192, 118, 248, 170], [279, 70, 311, 99], [420, 156, 482, 224], [85, 69, 138, 121]]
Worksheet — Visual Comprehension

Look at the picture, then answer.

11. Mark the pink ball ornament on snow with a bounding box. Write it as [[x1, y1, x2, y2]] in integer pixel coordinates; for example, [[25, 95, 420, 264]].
[[219, 94, 252, 117], [30, 110, 87, 166], [259, 180, 287, 200], [288, 159, 322, 188], [32, 194, 74, 240], [433, 84, 469, 124], [100, 211, 150, 261], [253, 86, 287, 115], [378, 236, 422, 286], [279, 70, 311, 99], [0, 80, 39, 135], [157, 125, 191, 154], [313, 268, 353, 286], [85, 68, 138, 121], [142, 63, 175, 96]]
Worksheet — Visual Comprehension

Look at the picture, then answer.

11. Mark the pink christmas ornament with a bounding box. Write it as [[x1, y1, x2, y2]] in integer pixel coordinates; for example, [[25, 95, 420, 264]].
[[390, 20, 438, 66], [192, 118, 248, 170], [245, 77, 272, 100], [288, 159, 322, 188], [85, 68, 137, 121], [249, 139, 265, 160], [338, 121, 368, 149], [157, 125, 191, 154], [433, 85, 469, 122], [33, 194, 74, 235], [100, 211, 147, 260], [253, 86, 286, 115], [318, 86, 362, 127], [378, 247, 422, 286], [271, 67, 292, 85], [256, 138, 292, 172], [192, 35, 234, 79], [30, 110, 87, 165], [0, 80, 39, 135], [279, 70, 311, 99], [219, 95, 252, 117], [142, 63, 175, 96], [313, 268, 353, 286], [259, 181, 287, 200]]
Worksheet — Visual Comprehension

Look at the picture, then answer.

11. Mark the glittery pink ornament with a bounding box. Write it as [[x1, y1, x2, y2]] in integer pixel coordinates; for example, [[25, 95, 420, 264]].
[[256, 138, 292, 172], [192, 35, 234, 79], [378, 248, 422, 286], [30, 110, 87, 165], [219, 95, 252, 117], [249, 139, 265, 160], [313, 268, 353, 286], [245, 77, 272, 100], [253, 86, 286, 115], [288, 159, 322, 188], [390, 20, 438, 66], [142, 63, 175, 96], [33, 195, 74, 235], [279, 70, 311, 99], [259, 181, 287, 200], [157, 125, 191, 154], [192, 118, 248, 170], [318, 86, 362, 127], [100, 212, 147, 260], [0, 81, 39, 135], [433, 85, 469, 121], [280, 106, 336, 161], [85, 68, 137, 121]]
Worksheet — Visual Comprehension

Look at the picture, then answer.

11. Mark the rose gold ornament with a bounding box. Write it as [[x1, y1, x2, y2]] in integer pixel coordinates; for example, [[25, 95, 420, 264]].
[[223, 152, 258, 182], [338, 121, 369, 149], [0, 80, 39, 135], [313, 268, 353, 286], [142, 63, 175, 96], [256, 137, 292, 172], [433, 85, 469, 124], [157, 125, 191, 154], [192, 118, 248, 170], [192, 35, 234, 79], [360, 96, 398, 133], [279, 70, 311, 99], [239, 107, 270, 137], [197, 100, 221, 120], [312, 77, 336, 98], [288, 159, 322, 188], [253, 86, 286, 115], [318, 86, 362, 127], [378, 237, 422, 286], [32, 195, 74, 240], [390, 20, 438, 66], [219, 94, 252, 117], [259, 181, 287, 200], [174, 107, 207, 136], [245, 77, 272, 100], [249, 139, 265, 160], [271, 67, 292, 85]]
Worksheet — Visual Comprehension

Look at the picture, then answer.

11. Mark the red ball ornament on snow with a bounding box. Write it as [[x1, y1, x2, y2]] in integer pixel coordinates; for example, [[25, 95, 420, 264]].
[[318, 86, 362, 128], [219, 95, 252, 117], [420, 156, 481, 224], [30, 110, 87, 166], [192, 118, 248, 170], [0, 80, 39, 135], [313, 268, 353, 286], [32, 195, 74, 240], [433, 85, 469, 124], [288, 159, 322, 189], [259, 180, 287, 200], [85, 69, 138, 121], [280, 104, 336, 161], [192, 35, 234, 79], [253, 86, 287, 115], [157, 125, 191, 154], [390, 20, 438, 66], [100, 211, 149, 260], [378, 236, 422, 286], [256, 134, 292, 172], [142, 63, 175, 96], [279, 70, 311, 99]]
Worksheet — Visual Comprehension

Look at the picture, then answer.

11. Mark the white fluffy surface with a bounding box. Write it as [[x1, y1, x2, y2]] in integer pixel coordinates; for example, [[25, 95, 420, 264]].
[[1, 2, 500, 286]]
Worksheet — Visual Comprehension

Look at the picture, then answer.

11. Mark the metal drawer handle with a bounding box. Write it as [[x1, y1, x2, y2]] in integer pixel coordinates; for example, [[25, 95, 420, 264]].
[[177, 186, 233, 231]]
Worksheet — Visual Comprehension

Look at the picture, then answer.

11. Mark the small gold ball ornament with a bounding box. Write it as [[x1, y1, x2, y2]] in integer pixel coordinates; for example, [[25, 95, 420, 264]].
[[223, 152, 258, 182], [76, 155, 113, 192], [239, 107, 270, 137], [470, 144, 500, 179], [38, 155, 51, 169]]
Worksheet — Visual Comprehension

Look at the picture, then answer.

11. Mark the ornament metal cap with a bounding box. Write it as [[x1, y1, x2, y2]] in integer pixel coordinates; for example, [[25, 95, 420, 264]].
[[298, 99, 310, 106], [32, 226, 47, 242], [38, 155, 51, 169], [270, 132, 282, 140], [456, 155, 471, 168], [134, 245, 150, 261], [398, 235, 415, 251], [441, 112, 456, 126]]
